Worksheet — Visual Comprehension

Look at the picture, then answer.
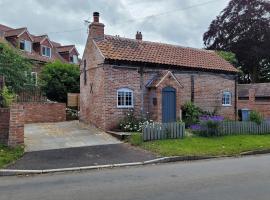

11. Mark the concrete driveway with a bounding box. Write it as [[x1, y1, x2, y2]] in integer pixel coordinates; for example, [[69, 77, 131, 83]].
[[24, 121, 121, 152]]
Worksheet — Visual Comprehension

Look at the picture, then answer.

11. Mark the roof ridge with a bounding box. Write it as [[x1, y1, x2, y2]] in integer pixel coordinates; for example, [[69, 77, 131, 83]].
[[57, 45, 75, 48], [5, 27, 27, 32], [104, 35, 213, 54]]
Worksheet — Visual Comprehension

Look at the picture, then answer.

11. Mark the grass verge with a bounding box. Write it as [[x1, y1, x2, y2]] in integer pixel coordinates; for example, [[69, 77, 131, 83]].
[[133, 135, 270, 157], [0, 145, 24, 168]]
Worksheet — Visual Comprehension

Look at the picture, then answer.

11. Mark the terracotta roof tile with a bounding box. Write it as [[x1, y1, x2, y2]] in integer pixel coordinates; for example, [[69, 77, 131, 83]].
[[0, 24, 12, 32], [95, 35, 238, 73], [4, 27, 27, 37], [57, 45, 75, 53], [33, 35, 47, 43]]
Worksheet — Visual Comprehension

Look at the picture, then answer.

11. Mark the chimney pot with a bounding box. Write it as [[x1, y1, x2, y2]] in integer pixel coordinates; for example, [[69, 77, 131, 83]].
[[136, 31, 142, 40], [93, 12, 100, 23], [89, 11, 105, 39]]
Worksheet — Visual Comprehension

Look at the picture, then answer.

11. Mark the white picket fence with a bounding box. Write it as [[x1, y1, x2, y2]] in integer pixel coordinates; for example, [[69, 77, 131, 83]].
[[143, 122, 185, 141], [218, 121, 270, 136]]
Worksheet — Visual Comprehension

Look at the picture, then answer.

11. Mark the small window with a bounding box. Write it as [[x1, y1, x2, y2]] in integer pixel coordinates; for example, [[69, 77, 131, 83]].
[[19, 40, 32, 52], [117, 88, 134, 108], [42, 46, 51, 57], [72, 55, 78, 64], [255, 96, 270, 102], [31, 72, 38, 86], [238, 96, 249, 100], [222, 92, 232, 106]]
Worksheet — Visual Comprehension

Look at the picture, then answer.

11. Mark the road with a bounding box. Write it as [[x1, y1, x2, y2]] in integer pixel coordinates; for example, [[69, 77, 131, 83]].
[[1, 155, 270, 200]]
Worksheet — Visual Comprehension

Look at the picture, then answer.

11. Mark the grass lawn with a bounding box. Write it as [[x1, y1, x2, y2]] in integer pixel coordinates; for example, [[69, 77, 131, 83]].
[[0, 145, 24, 168], [137, 135, 270, 157]]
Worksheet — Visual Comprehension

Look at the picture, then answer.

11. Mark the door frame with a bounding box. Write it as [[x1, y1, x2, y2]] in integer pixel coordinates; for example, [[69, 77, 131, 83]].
[[162, 86, 176, 123]]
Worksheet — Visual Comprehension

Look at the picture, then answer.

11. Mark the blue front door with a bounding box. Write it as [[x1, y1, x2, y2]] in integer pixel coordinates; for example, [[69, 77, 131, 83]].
[[162, 87, 176, 123]]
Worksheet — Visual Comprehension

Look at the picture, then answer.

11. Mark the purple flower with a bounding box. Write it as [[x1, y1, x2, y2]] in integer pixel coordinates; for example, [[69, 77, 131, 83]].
[[199, 115, 224, 122], [190, 124, 202, 131]]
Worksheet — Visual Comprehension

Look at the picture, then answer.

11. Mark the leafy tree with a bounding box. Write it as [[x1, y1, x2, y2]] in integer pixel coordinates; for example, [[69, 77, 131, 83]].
[[216, 51, 238, 66], [0, 41, 33, 91], [203, 0, 270, 83], [40, 60, 80, 103]]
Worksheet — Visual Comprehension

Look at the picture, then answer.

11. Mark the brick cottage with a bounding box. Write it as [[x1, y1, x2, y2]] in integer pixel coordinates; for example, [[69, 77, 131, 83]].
[[80, 12, 238, 131]]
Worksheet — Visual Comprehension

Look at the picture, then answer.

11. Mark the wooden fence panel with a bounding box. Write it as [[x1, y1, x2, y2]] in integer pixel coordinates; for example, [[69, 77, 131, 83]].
[[218, 121, 270, 136], [143, 122, 185, 141]]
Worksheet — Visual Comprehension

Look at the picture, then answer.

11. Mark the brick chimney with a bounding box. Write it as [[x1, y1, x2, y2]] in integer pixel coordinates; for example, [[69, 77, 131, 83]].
[[89, 12, 105, 40], [136, 31, 142, 40]]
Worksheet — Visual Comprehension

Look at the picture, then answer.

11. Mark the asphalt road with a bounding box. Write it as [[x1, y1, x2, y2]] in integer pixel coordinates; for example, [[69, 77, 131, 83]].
[[1, 155, 270, 200]]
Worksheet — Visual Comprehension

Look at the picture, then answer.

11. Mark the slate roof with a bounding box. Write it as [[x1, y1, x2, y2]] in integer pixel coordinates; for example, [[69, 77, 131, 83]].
[[95, 35, 238, 73], [238, 83, 270, 97]]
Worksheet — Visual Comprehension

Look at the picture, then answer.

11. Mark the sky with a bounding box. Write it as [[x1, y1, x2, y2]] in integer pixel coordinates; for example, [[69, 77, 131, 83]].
[[0, 0, 229, 56]]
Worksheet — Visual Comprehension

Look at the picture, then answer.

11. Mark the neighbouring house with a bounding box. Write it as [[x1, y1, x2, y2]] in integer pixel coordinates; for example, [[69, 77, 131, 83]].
[[0, 23, 79, 84], [80, 12, 238, 131], [238, 83, 270, 119]]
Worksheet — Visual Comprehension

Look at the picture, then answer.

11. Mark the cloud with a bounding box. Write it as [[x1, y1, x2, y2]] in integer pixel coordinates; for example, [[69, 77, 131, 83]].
[[0, 0, 229, 55]]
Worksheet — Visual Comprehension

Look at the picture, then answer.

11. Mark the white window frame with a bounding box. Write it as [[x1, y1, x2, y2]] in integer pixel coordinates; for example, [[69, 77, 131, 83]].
[[72, 55, 78, 64], [31, 72, 38, 86], [41, 46, 51, 58], [222, 91, 232, 106], [117, 88, 134, 108], [20, 40, 32, 53]]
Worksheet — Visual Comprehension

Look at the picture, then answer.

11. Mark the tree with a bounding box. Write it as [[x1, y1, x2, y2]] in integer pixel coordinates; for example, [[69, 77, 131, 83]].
[[40, 60, 80, 103], [0, 41, 33, 91], [203, 0, 270, 83]]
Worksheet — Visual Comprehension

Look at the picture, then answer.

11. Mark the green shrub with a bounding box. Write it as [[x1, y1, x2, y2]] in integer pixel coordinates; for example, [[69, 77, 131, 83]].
[[182, 101, 203, 127], [0, 86, 15, 108], [250, 110, 263, 125], [129, 133, 143, 146]]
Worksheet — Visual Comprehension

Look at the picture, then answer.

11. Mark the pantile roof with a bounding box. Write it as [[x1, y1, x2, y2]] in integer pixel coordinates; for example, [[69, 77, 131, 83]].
[[95, 35, 238, 73]]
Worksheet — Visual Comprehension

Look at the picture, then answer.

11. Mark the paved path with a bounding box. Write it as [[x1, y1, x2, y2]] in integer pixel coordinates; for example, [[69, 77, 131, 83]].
[[25, 121, 120, 152], [1, 154, 270, 200], [7, 143, 157, 170]]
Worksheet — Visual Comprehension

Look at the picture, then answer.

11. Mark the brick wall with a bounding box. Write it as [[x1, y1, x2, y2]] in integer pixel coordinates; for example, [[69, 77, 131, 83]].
[[20, 102, 66, 124], [80, 59, 236, 131], [0, 105, 24, 147], [80, 37, 106, 129], [238, 89, 270, 119], [8, 104, 24, 147], [0, 108, 10, 144]]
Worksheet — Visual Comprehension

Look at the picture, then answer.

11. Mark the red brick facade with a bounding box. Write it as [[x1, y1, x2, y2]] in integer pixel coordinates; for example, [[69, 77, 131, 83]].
[[20, 102, 66, 123], [8, 104, 24, 147], [238, 87, 270, 119], [80, 12, 237, 131], [80, 57, 237, 130], [0, 105, 24, 147]]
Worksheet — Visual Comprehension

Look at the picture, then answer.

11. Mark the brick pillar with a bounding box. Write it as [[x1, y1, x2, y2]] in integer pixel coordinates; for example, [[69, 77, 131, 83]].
[[248, 88, 255, 109], [8, 104, 24, 147]]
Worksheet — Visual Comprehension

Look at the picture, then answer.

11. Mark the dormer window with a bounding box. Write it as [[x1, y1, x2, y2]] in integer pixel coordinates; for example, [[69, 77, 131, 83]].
[[19, 40, 32, 52], [70, 55, 78, 64], [42, 46, 51, 58]]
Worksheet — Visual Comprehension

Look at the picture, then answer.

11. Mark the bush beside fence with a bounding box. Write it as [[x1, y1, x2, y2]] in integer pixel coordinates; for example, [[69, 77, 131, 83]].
[[218, 121, 270, 136], [143, 122, 185, 141]]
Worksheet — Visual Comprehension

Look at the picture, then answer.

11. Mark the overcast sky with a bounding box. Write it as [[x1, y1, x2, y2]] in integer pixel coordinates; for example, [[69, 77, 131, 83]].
[[0, 0, 229, 55]]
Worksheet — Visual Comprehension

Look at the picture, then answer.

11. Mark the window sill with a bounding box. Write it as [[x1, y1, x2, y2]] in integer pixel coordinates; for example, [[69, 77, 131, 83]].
[[42, 55, 51, 58], [222, 104, 232, 107], [117, 106, 134, 109]]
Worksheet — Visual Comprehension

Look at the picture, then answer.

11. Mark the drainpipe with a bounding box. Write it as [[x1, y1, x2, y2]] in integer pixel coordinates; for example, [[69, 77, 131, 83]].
[[139, 66, 144, 117], [235, 75, 238, 121]]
